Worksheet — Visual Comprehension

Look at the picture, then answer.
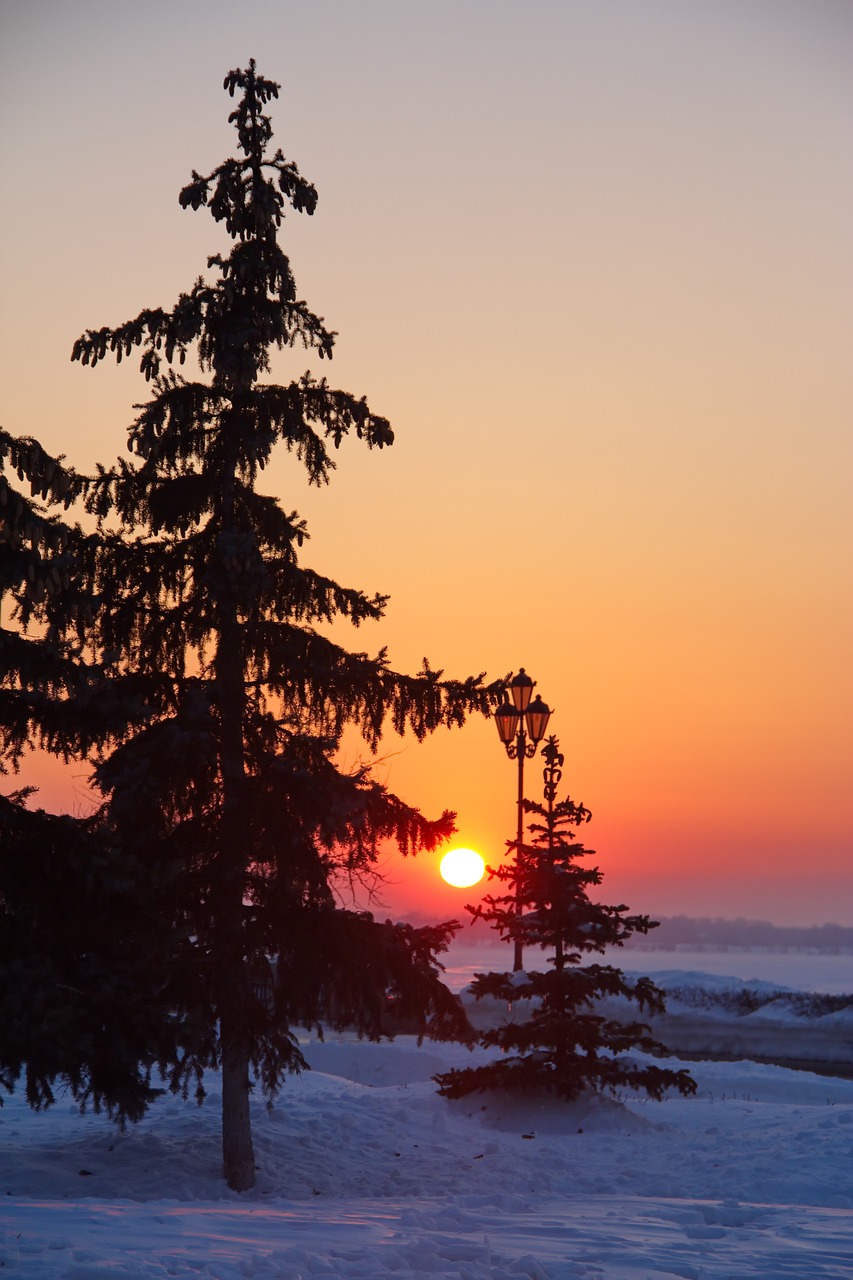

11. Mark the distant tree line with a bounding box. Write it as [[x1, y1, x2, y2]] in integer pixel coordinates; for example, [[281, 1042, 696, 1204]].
[[620, 916, 853, 954], [663, 985, 851, 1016], [452, 913, 853, 954]]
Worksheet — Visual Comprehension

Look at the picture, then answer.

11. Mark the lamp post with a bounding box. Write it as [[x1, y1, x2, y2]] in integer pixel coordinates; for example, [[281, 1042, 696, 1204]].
[[493, 669, 552, 971]]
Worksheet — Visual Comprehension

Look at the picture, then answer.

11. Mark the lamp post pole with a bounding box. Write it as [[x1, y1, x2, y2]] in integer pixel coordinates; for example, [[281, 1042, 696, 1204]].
[[493, 669, 552, 971]]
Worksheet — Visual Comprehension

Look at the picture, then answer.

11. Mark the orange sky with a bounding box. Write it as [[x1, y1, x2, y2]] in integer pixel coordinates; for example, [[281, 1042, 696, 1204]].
[[2, 1, 851, 925]]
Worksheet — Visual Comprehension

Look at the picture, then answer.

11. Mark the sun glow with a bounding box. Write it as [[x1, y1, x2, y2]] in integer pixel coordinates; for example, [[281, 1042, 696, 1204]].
[[439, 847, 486, 888]]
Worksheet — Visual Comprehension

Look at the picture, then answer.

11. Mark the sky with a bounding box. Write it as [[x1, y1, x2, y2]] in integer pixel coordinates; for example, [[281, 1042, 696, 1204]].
[[1, 0, 851, 926]]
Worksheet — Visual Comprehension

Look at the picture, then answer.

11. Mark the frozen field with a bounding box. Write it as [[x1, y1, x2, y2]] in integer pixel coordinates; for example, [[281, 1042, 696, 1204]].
[[2, 961, 852, 1279], [443, 941, 853, 995]]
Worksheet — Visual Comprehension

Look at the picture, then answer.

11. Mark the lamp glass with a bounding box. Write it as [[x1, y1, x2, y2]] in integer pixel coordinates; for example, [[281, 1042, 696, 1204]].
[[494, 701, 521, 745], [525, 695, 551, 745], [509, 669, 534, 712]]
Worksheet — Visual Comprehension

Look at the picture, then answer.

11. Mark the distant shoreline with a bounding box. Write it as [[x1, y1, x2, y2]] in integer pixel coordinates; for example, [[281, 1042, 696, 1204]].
[[406, 913, 853, 956], [447, 936, 853, 957], [622, 942, 853, 956]]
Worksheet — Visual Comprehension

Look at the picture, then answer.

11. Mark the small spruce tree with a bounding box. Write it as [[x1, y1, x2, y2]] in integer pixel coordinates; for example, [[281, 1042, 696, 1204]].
[[436, 736, 696, 1102]]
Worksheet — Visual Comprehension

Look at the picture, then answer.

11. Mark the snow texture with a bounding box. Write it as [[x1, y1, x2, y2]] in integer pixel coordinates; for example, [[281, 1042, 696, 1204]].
[[1, 963, 852, 1278]]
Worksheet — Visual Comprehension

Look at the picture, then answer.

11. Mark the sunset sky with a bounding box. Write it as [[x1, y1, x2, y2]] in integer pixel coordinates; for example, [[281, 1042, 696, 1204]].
[[2, 1, 851, 926]]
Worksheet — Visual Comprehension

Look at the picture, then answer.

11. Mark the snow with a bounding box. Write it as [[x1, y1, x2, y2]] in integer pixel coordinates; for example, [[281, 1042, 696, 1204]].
[[443, 942, 853, 996], [2, 970, 852, 1278]]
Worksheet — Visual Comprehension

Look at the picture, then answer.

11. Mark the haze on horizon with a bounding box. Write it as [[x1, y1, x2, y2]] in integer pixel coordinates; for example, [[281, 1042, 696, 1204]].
[[1, 0, 851, 927]]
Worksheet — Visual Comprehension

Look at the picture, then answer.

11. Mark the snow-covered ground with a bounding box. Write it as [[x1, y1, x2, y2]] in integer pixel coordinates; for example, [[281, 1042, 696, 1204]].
[[2, 967, 852, 1279], [443, 942, 853, 996]]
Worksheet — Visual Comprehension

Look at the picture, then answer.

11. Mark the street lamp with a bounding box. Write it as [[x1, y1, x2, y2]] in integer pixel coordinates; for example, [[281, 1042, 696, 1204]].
[[493, 668, 552, 970]]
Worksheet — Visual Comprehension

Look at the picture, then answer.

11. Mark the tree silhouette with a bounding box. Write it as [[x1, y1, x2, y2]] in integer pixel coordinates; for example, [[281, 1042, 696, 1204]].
[[65, 62, 492, 1189], [1, 429, 97, 761], [436, 736, 696, 1103], [0, 431, 183, 1118]]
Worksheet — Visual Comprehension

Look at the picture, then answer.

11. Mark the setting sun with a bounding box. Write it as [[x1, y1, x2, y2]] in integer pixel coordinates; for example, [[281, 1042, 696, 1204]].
[[439, 847, 486, 889]]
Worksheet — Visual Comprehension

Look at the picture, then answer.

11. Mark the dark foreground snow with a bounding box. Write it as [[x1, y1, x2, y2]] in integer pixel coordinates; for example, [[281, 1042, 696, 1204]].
[[2, 974, 852, 1278]]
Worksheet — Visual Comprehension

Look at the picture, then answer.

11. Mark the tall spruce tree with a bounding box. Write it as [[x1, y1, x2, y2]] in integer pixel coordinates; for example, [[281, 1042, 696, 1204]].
[[69, 62, 492, 1189], [435, 737, 696, 1103]]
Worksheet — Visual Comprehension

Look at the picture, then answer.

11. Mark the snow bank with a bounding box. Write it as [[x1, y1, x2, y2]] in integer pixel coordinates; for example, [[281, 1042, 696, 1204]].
[[2, 1021, 852, 1278]]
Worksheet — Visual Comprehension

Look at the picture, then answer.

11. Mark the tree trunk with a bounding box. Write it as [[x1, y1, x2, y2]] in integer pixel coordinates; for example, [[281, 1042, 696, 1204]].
[[221, 1006, 255, 1190], [217, 653, 256, 1191], [216, 454, 255, 1191]]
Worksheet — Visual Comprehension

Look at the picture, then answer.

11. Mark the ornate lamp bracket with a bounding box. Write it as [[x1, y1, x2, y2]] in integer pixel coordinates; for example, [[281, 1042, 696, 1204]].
[[541, 734, 564, 807]]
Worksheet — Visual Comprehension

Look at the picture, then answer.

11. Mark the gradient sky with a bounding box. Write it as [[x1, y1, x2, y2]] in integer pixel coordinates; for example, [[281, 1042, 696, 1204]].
[[2, 1, 851, 926]]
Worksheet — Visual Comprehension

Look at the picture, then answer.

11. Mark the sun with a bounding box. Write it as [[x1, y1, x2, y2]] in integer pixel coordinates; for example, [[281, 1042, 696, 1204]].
[[439, 847, 486, 888]]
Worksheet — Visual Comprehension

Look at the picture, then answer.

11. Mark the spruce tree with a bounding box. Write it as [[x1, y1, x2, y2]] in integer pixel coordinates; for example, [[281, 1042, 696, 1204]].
[[1, 432, 183, 1120], [1, 429, 93, 761], [436, 736, 696, 1103], [69, 62, 490, 1189]]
